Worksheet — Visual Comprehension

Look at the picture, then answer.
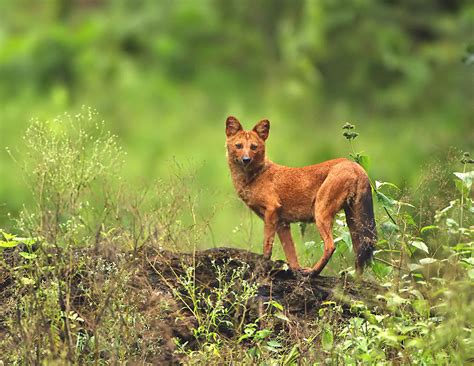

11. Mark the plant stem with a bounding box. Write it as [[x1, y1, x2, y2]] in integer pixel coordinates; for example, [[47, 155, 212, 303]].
[[460, 162, 466, 228]]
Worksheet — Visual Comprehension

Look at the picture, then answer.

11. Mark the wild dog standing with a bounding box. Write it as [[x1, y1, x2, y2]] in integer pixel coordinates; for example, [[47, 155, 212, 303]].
[[225, 116, 376, 275]]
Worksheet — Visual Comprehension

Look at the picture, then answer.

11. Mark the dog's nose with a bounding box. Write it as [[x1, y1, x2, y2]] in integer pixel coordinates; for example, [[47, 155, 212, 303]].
[[242, 157, 252, 165]]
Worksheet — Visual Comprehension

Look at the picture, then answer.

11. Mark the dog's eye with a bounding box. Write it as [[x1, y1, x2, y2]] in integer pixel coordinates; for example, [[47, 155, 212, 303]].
[[235, 143, 243, 149], [250, 144, 258, 150]]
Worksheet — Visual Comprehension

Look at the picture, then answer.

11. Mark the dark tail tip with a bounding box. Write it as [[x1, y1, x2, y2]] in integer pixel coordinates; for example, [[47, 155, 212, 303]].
[[357, 241, 374, 270]]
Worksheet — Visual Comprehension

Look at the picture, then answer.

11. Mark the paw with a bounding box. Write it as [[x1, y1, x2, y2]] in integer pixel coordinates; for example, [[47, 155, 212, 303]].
[[297, 267, 320, 277], [291, 267, 310, 274]]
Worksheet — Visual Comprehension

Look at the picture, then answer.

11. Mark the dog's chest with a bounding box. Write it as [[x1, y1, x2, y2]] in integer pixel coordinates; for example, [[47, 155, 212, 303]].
[[233, 179, 263, 207]]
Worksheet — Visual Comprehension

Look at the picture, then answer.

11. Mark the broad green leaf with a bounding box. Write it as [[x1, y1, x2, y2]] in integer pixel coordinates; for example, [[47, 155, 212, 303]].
[[321, 327, 334, 351], [454, 171, 474, 190], [409, 240, 429, 254], [266, 340, 282, 348], [357, 154, 371, 172], [461, 257, 474, 266], [376, 191, 396, 208], [265, 300, 283, 311], [0, 240, 18, 248], [372, 260, 392, 278], [255, 329, 271, 340], [381, 221, 399, 234]]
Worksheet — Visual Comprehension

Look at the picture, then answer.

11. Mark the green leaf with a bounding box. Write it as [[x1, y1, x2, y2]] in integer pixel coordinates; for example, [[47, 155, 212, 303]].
[[468, 269, 474, 280], [397, 200, 415, 208], [266, 340, 282, 348], [255, 329, 271, 340], [455, 180, 470, 197], [376, 191, 396, 208], [238, 334, 251, 343], [19, 252, 37, 260], [375, 181, 400, 191], [454, 171, 474, 190], [357, 154, 371, 172], [420, 225, 438, 234], [266, 300, 283, 311], [0, 240, 18, 248], [461, 258, 474, 266], [321, 327, 334, 351], [282, 345, 299, 366], [381, 221, 399, 234], [446, 218, 458, 228], [14, 237, 36, 246], [409, 240, 429, 254], [21, 277, 35, 286], [372, 260, 392, 278], [275, 311, 290, 322], [0, 231, 16, 240], [403, 213, 416, 226], [412, 299, 430, 317]]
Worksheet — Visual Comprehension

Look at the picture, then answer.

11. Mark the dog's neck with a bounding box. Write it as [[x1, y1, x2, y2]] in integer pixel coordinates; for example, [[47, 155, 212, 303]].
[[228, 158, 271, 188]]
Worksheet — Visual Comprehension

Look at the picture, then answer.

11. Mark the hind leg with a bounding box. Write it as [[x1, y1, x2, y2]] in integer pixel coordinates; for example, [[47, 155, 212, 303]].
[[309, 210, 337, 275], [308, 176, 351, 275], [344, 206, 363, 275], [277, 224, 301, 270]]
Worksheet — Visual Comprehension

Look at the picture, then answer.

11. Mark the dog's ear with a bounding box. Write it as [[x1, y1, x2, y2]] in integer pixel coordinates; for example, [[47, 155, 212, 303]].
[[226, 116, 243, 137], [253, 119, 270, 141]]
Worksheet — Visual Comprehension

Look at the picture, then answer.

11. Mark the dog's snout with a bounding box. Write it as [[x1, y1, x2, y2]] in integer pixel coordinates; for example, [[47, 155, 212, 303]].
[[242, 156, 252, 165]]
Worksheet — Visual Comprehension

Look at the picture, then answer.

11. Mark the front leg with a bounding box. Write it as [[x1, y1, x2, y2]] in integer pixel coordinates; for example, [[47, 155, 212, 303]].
[[277, 224, 301, 270], [262, 205, 280, 259]]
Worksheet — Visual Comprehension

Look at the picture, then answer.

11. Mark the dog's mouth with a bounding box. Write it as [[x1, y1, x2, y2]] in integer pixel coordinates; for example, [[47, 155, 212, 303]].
[[242, 158, 252, 166], [234, 158, 252, 169]]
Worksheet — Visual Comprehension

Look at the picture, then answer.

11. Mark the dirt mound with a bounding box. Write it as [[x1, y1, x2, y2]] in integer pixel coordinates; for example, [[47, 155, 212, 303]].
[[1, 246, 384, 364], [147, 247, 383, 316]]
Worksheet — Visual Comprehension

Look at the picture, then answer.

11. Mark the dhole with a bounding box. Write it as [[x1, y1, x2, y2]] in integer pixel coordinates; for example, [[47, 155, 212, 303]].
[[225, 116, 376, 275]]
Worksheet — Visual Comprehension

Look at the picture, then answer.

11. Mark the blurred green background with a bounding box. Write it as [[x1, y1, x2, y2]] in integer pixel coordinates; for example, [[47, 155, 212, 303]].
[[0, 0, 473, 252]]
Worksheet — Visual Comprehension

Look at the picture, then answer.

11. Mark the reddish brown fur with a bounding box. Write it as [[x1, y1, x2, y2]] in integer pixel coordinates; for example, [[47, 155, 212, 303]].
[[225, 116, 376, 275]]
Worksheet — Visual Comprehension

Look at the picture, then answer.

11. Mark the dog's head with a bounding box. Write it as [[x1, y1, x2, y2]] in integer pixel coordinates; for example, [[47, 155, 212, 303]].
[[225, 116, 269, 169]]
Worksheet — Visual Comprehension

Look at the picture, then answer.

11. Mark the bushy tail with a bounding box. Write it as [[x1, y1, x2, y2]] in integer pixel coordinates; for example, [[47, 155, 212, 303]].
[[344, 182, 377, 273]]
